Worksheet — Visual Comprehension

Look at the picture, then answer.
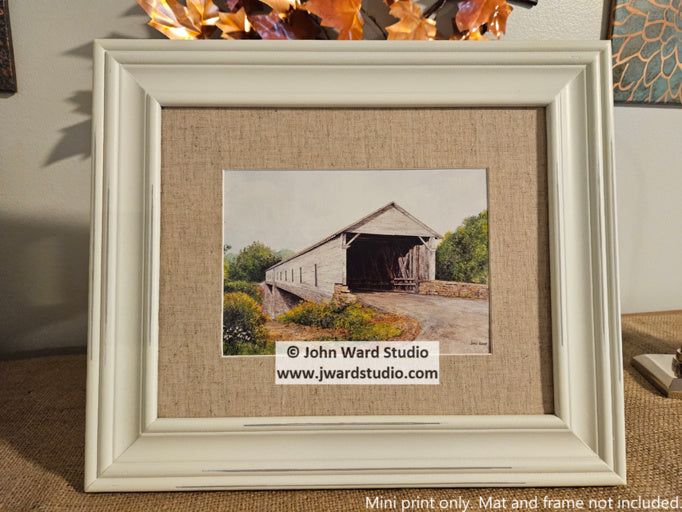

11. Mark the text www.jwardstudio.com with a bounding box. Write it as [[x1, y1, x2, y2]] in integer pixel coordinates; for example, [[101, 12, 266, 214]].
[[275, 341, 440, 385], [276, 366, 439, 383]]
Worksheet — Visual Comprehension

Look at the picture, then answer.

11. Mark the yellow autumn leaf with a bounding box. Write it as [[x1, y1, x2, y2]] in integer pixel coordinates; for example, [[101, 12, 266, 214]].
[[135, 0, 220, 39], [217, 7, 250, 39]]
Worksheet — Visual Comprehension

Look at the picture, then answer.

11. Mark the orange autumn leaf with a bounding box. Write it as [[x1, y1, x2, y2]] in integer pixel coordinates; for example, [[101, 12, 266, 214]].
[[135, 0, 220, 39], [186, 0, 220, 26], [305, 0, 363, 40], [455, 0, 512, 39], [260, 0, 297, 14], [217, 7, 250, 38], [386, 0, 436, 41]]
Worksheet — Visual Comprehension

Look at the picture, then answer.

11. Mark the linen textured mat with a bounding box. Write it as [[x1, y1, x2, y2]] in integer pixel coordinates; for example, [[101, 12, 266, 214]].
[[1, 311, 681, 511], [158, 107, 553, 418]]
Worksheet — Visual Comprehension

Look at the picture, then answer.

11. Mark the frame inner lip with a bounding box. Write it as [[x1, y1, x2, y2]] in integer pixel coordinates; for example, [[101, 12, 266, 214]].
[[201, 466, 514, 473], [243, 421, 443, 427]]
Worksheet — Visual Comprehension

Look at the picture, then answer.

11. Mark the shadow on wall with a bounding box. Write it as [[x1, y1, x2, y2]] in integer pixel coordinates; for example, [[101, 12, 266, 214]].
[[45, 90, 92, 166], [0, 213, 89, 356], [45, 23, 165, 166]]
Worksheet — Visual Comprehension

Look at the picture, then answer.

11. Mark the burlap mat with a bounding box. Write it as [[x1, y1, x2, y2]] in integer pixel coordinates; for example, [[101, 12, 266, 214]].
[[1, 312, 680, 511], [158, 107, 553, 419]]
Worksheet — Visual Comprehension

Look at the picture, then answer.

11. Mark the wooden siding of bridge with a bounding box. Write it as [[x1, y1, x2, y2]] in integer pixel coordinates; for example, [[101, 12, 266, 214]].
[[351, 207, 438, 237], [265, 235, 345, 304]]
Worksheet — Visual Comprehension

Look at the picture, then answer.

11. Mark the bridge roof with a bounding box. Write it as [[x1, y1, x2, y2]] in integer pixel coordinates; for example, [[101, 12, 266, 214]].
[[267, 202, 442, 271]]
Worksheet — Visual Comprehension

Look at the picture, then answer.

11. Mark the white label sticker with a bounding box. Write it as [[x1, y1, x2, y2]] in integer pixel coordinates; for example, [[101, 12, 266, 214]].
[[275, 341, 439, 385]]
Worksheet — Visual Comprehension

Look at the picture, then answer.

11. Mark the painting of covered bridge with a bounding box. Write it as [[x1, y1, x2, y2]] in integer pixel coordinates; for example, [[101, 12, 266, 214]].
[[262, 202, 442, 319], [223, 168, 490, 356]]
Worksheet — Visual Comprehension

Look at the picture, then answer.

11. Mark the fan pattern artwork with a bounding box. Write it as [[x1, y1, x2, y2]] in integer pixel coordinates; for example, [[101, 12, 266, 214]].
[[610, 0, 682, 104]]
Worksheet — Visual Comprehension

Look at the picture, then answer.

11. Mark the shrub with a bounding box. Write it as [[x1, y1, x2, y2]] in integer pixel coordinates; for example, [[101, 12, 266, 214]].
[[331, 303, 374, 330], [347, 323, 401, 341], [278, 300, 353, 329], [278, 300, 332, 328], [278, 300, 401, 341], [224, 280, 262, 304], [222, 292, 270, 355]]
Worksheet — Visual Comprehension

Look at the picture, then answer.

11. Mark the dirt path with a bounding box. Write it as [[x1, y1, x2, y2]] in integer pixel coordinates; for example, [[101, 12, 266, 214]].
[[264, 311, 420, 342], [355, 292, 489, 355], [264, 321, 344, 342]]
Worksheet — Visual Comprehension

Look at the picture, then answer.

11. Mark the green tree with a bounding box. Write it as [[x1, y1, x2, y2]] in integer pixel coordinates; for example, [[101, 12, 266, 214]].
[[276, 249, 295, 260], [436, 210, 488, 284], [223, 244, 236, 263], [227, 241, 281, 282]]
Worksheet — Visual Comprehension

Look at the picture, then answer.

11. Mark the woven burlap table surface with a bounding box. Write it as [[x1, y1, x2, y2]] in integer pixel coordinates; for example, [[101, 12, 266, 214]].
[[1, 311, 680, 511]]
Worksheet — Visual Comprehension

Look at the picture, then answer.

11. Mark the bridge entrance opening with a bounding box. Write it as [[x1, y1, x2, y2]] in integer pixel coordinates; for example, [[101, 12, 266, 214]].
[[346, 234, 427, 293]]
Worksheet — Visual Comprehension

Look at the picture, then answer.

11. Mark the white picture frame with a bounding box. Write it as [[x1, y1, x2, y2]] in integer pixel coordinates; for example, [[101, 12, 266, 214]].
[[85, 40, 625, 491]]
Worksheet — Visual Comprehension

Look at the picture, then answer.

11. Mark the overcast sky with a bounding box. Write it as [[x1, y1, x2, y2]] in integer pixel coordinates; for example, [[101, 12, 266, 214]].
[[223, 169, 487, 254]]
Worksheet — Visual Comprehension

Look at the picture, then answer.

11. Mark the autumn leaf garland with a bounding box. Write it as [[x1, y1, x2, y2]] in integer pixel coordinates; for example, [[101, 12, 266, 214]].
[[135, 0, 513, 41]]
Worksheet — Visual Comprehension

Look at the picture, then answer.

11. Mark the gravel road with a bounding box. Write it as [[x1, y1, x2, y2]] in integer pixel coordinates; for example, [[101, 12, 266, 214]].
[[355, 292, 489, 355]]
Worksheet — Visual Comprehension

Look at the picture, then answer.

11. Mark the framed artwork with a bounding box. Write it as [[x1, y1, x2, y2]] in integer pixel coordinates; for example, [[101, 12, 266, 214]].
[[222, 169, 490, 358], [0, 0, 17, 92], [609, 0, 682, 104], [85, 40, 625, 490]]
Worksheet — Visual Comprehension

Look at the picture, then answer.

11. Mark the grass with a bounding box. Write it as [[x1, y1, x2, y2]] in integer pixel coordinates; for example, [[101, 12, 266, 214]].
[[223, 339, 276, 355]]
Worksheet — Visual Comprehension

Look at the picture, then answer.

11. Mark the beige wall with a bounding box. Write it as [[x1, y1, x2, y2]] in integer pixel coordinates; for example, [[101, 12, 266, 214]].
[[614, 106, 682, 314], [0, 1, 163, 355], [0, 0, 679, 354]]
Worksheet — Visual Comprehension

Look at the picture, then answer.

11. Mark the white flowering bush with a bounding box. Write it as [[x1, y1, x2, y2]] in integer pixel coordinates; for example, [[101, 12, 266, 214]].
[[222, 292, 270, 355]]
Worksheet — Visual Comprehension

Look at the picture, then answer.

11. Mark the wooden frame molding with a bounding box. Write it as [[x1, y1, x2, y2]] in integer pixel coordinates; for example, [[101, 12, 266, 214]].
[[86, 40, 625, 490]]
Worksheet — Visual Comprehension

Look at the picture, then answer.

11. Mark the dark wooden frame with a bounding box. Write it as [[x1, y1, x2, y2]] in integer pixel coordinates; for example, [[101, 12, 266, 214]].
[[0, 0, 16, 93]]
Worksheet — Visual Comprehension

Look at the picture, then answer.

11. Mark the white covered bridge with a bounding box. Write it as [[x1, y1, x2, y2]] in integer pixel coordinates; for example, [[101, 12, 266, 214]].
[[262, 202, 442, 318]]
